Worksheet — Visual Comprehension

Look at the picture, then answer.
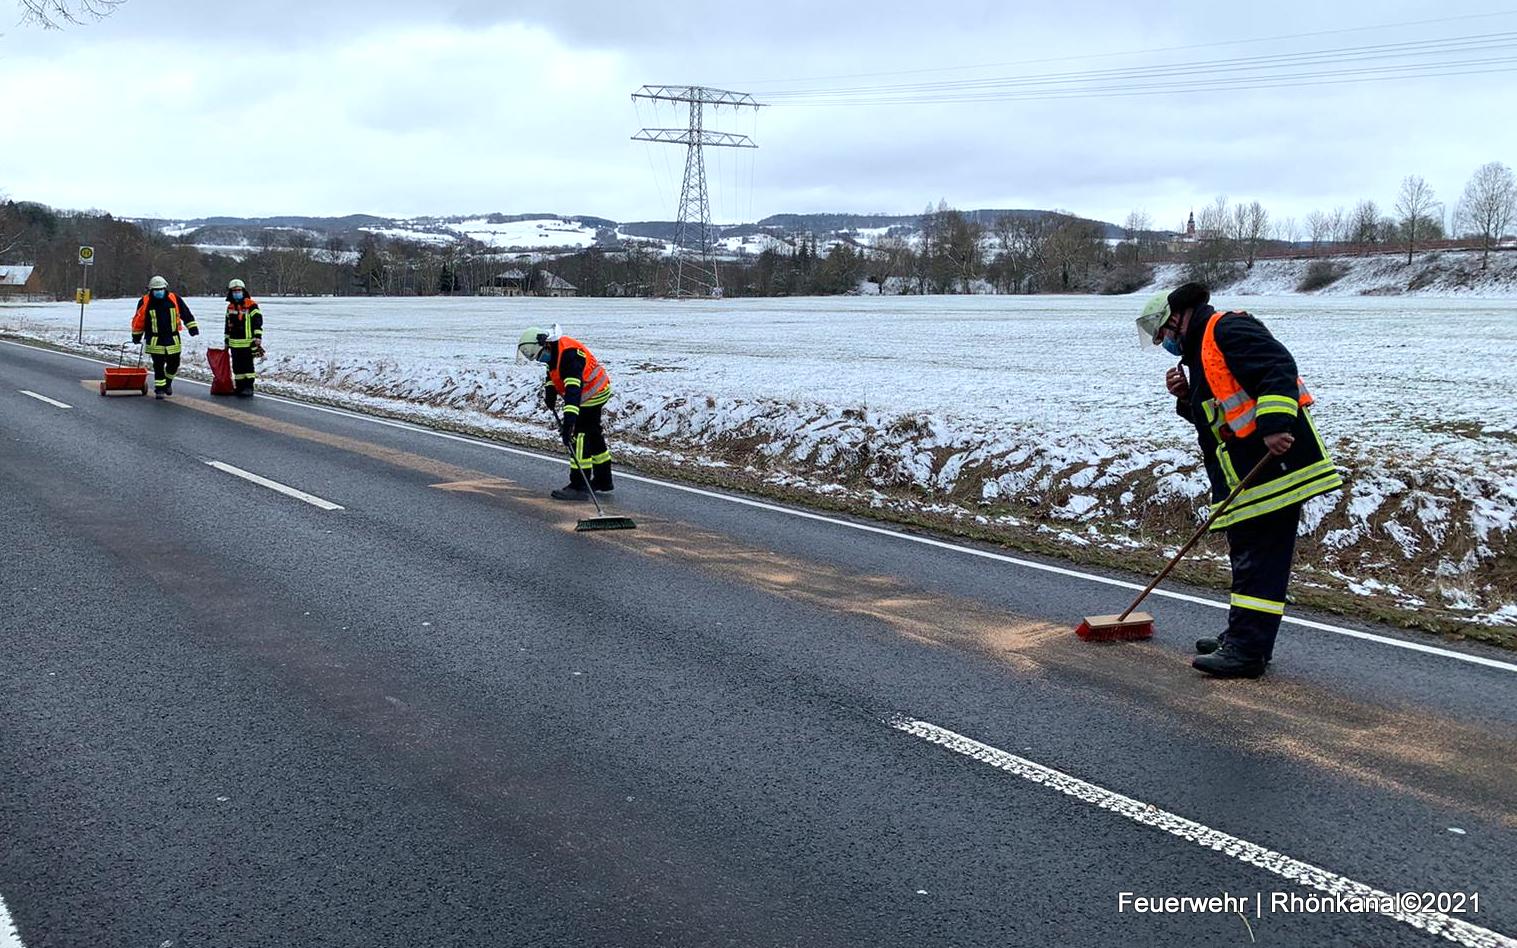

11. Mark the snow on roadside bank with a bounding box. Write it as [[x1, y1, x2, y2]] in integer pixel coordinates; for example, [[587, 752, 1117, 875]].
[[4, 293, 1513, 628], [1146, 248, 1517, 298]]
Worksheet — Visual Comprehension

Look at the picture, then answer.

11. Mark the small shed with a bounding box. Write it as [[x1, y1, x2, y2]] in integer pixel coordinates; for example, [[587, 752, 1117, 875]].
[[0, 265, 42, 299]]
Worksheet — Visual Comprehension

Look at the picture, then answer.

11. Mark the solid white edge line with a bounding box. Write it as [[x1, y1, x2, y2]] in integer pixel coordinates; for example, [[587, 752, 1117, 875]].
[[18, 390, 71, 409], [204, 460, 344, 510], [891, 715, 1517, 948], [0, 892, 25, 948], [5, 338, 1513, 674]]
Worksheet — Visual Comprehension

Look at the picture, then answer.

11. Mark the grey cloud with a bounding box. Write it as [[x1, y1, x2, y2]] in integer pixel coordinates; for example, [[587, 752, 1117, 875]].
[[2, 0, 1514, 224]]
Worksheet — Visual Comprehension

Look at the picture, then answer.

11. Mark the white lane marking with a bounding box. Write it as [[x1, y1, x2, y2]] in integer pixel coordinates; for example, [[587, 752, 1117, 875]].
[[204, 460, 344, 510], [891, 715, 1517, 948], [18, 390, 71, 409], [0, 892, 25, 948], [6, 339, 1513, 675]]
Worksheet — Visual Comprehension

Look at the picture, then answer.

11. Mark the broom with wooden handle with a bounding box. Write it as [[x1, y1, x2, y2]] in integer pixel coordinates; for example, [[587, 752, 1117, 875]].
[[1075, 452, 1275, 641]]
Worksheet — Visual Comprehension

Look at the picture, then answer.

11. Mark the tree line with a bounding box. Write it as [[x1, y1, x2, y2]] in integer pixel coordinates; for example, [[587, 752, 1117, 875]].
[[3, 161, 1513, 301]]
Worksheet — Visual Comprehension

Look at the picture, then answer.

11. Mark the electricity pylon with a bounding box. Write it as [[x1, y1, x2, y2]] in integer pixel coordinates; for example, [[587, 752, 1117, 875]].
[[632, 85, 761, 298]]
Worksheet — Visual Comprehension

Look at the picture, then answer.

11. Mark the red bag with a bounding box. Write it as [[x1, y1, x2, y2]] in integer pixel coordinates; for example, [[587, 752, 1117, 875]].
[[207, 347, 235, 396]]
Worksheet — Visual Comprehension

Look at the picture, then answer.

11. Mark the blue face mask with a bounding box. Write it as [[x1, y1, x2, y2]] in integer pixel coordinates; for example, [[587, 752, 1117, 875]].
[[1161, 334, 1184, 357], [151, 289, 167, 300], [232, 291, 245, 302], [535, 349, 552, 364]]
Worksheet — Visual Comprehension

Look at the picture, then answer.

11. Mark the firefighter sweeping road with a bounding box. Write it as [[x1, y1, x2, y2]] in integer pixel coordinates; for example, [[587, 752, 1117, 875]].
[[2, 339, 1515, 948]]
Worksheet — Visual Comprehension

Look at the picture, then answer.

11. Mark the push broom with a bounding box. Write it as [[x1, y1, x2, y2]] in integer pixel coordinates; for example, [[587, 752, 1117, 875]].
[[1075, 453, 1274, 641], [550, 408, 637, 532]]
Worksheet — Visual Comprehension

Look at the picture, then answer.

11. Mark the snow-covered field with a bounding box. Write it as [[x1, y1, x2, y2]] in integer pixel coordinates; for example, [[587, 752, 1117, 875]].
[[4, 294, 1513, 628]]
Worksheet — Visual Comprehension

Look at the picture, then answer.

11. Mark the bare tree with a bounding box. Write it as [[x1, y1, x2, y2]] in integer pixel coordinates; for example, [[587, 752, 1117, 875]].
[[19, 0, 125, 28], [1350, 200, 1381, 244], [1239, 201, 1270, 267], [1326, 206, 1348, 245], [1197, 195, 1230, 239], [1455, 161, 1517, 269], [1305, 210, 1329, 255], [1122, 209, 1151, 265], [1394, 175, 1437, 264], [1187, 195, 1241, 283], [1275, 217, 1299, 247], [321, 235, 348, 296]]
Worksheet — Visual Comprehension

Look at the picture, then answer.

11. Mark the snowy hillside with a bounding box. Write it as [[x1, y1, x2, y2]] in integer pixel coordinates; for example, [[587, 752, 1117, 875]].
[[5, 293, 1513, 633], [133, 208, 1126, 260]]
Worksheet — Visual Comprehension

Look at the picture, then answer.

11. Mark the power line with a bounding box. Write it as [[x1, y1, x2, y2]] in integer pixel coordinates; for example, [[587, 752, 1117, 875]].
[[761, 31, 1517, 99], [729, 9, 1517, 88], [772, 61, 1517, 107]]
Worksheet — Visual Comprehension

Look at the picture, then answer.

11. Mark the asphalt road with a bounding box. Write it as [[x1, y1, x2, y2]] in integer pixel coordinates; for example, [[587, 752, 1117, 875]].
[[2, 338, 1515, 948]]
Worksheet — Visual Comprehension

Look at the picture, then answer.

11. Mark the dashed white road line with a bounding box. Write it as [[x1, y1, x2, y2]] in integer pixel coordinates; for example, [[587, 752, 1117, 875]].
[[204, 460, 344, 510], [18, 390, 70, 409], [0, 893, 25, 948], [5, 339, 1513, 675], [891, 715, 1517, 948]]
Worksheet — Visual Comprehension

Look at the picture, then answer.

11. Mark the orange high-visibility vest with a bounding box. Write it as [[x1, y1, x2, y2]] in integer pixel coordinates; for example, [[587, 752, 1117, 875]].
[[131, 292, 185, 336], [1201, 311, 1313, 439], [548, 335, 610, 400]]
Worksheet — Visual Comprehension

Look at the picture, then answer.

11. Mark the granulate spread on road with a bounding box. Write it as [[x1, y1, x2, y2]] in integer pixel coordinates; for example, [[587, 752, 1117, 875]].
[[160, 389, 1517, 828]]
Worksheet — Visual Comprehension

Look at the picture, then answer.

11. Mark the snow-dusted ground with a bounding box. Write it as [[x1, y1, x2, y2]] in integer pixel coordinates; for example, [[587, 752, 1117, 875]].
[[1148, 248, 1517, 298], [4, 294, 1513, 627]]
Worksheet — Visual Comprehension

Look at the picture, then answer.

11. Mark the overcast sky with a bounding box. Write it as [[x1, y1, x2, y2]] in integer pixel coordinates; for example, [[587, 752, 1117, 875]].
[[3, 0, 1516, 229]]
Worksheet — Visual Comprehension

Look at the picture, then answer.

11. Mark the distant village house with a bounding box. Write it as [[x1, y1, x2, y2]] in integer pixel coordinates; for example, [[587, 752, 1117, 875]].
[[0, 265, 43, 300], [478, 268, 576, 298]]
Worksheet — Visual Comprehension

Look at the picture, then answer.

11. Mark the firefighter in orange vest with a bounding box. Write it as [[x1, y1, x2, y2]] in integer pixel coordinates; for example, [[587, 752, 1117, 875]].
[[224, 278, 264, 396], [517, 325, 615, 501], [1139, 283, 1343, 678], [130, 275, 199, 398]]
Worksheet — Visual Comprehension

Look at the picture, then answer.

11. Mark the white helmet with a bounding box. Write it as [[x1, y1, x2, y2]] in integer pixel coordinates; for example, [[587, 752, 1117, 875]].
[[228, 278, 246, 291], [148, 275, 169, 290]]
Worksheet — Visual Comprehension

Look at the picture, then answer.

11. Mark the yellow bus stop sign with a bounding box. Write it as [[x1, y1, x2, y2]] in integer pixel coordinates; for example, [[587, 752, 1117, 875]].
[[75, 288, 92, 305]]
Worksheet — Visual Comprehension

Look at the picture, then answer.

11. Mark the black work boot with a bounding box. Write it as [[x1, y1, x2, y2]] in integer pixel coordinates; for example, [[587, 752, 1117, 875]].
[[591, 461, 614, 494], [1198, 633, 1272, 664], [163, 382, 174, 397], [1191, 644, 1267, 679], [551, 470, 590, 501]]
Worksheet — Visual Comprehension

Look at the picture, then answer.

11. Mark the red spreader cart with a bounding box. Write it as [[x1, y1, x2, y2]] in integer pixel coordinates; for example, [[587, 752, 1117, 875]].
[[99, 343, 149, 397]]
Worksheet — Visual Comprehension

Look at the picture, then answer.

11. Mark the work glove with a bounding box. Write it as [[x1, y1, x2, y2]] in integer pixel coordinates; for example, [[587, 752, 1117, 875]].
[[131, 333, 142, 344], [560, 413, 577, 447], [543, 387, 558, 410], [253, 342, 266, 359], [188, 326, 200, 337]]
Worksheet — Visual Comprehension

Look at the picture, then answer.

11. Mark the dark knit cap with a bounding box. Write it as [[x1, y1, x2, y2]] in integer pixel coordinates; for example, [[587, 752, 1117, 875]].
[[1167, 282, 1210, 315]]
